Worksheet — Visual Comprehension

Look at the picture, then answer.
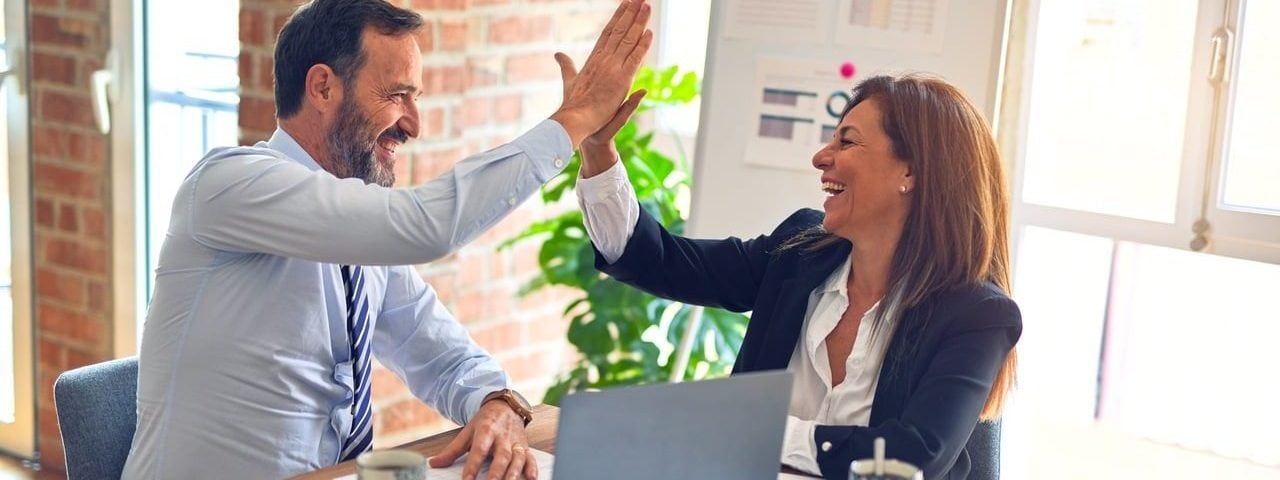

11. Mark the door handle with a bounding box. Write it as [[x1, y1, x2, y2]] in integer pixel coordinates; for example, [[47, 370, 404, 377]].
[[91, 68, 113, 134], [1208, 28, 1234, 85]]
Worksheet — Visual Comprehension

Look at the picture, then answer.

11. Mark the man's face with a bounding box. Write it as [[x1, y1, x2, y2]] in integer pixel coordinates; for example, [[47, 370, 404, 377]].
[[326, 29, 423, 187]]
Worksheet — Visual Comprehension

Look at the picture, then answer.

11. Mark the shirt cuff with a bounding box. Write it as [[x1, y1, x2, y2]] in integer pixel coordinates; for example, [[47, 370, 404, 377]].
[[577, 160, 639, 264], [463, 386, 508, 424], [514, 119, 575, 182], [576, 159, 631, 203], [781, 416, 822, 475]]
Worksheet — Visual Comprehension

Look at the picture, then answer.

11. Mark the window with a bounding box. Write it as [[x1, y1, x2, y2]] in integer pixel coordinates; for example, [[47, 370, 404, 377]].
[[1018, 0, 1198, 223], [655, 0, 712, 138], [105, 0, 238, 353], [143, 0, 240, 304], [644, 0, 713, 173], [1002, 0, 1280, 476], [1203, 0, 1280, 263], [0, 0, 33, 457]]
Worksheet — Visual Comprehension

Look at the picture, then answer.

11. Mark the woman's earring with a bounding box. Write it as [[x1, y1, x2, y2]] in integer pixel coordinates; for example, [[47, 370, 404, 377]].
[[899, 185, 908, 194]]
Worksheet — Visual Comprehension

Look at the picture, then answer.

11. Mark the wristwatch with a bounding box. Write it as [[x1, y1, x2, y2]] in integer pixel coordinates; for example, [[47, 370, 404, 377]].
[[482, 388, 533, 426]]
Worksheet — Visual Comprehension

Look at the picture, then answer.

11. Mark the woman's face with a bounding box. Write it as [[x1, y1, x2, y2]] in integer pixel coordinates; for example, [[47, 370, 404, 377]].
[[812, 98, 914, 241]]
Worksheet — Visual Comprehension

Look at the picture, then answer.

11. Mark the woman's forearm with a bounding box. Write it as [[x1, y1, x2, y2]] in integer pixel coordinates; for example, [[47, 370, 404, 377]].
[[579, 141, 619, 178]]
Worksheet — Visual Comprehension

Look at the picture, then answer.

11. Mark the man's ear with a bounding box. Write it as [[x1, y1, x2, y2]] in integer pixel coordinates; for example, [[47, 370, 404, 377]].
[[304, 64, 342, 113]]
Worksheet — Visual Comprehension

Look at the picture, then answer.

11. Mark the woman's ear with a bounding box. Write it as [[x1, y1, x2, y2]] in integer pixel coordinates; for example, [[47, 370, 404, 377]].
[[304, 64, 341, 114], [900, 165, 916, 194]]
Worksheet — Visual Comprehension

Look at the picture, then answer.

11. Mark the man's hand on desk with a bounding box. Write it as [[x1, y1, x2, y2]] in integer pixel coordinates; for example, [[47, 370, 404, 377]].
[[429, 400, 534, 480]]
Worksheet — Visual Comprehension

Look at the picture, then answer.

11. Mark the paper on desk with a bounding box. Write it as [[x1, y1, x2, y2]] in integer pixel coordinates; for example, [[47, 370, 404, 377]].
[[778, 473, 818, 480], [331, 447, 554, 480]]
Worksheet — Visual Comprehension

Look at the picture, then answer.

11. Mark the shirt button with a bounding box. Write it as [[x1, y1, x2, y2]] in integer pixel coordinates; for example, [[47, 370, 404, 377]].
[[507, 197, 517, 206], [553, 158, 565, 169], [821, 441, 832, 452]]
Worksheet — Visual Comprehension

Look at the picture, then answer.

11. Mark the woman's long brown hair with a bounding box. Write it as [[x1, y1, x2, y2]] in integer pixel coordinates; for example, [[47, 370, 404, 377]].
[[786, 74, 1016, 420]]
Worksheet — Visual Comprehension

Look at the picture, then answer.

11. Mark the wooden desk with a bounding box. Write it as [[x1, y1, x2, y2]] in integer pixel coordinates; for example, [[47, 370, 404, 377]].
[[295, 404, 817, 479], [294, 404, 560, 480]]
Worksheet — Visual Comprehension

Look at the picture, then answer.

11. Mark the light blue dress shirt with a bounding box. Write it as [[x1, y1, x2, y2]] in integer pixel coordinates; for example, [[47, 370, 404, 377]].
[[122, 120, 573, 479]]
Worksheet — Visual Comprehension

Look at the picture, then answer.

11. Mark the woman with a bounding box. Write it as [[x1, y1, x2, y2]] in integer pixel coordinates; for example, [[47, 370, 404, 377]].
[[574, 74, 1021, 479]]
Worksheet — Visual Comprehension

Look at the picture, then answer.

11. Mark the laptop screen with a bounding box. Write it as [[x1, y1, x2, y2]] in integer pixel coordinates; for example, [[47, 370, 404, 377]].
[[553, 370, 794, 480]]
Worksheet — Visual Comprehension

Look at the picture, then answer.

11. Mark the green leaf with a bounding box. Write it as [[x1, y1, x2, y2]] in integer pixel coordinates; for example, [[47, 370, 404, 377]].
[[498, 215, 569, 250], [670, 72, 700, 103], [543, 366, 589, 405], [573, 242, 600, 288], [517, 275, 549, 297], [567, 311, 613, 356]]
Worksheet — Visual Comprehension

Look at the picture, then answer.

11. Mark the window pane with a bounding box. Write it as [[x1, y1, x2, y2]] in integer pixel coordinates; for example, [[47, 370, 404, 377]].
[[656, 0, 711, 136], [145, 0, 239, 302], [0, 0, 13, 423], [1221, 0, 1280, 213], [1003, 227, 1113, 477], [1100, 243, 1280, 467], [1021, 0, 1198, 222], [1011, 227, 1114, 417]]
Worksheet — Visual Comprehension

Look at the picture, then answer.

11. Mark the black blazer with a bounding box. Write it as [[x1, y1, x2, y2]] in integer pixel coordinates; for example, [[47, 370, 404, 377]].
[[596, 207, 1022, 479]]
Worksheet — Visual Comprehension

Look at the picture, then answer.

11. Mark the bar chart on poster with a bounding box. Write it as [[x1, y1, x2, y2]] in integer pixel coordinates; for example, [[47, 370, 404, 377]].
[[689, 0, 1007, 239]]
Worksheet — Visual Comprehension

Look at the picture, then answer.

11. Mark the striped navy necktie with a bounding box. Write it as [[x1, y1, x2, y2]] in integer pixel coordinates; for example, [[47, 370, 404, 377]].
[[339, 265, 374, 461]]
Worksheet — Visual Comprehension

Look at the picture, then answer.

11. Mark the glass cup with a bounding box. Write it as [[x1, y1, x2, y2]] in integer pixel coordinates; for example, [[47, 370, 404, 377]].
[[848, 437, 923, 480], [356, 449, 428, 480], [848, 458, 923, 480]]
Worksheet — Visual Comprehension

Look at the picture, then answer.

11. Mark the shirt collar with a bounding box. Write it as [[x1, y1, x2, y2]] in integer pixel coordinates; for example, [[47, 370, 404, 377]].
[[817, 255, 852, 297], [264, 127, 323, 172]]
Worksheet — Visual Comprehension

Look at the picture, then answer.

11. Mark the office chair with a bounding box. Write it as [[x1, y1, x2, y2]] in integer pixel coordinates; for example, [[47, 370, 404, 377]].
[[53, 356, 139, 480], [966, 420, 1001, 480]]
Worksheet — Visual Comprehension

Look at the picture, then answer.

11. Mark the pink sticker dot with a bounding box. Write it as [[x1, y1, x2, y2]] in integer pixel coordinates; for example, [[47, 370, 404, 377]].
[[840, 62, 856, 79]]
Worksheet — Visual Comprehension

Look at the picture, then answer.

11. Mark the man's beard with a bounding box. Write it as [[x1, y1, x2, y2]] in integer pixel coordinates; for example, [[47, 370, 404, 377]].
[[326, 95, 407, 188]]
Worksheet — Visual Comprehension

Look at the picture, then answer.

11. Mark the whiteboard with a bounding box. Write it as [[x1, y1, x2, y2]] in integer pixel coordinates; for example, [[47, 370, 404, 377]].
[[688, 0, 1009, 239]]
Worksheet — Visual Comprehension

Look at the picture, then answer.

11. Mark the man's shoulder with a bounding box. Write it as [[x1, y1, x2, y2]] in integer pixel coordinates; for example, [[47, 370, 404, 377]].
[[184, 144, 295, 185], [200, 144, 289, 166]]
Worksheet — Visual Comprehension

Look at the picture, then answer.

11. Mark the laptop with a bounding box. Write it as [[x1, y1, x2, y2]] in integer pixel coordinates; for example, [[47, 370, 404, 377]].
[[552, 370, 794, 480]]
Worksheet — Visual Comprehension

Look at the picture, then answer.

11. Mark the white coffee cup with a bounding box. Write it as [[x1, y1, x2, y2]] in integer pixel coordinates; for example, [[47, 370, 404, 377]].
[[357, 449, 427, 480]]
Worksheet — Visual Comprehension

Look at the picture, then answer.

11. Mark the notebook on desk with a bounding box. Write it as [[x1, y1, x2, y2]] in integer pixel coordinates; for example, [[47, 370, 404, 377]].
[[552, 370, 795, 480]]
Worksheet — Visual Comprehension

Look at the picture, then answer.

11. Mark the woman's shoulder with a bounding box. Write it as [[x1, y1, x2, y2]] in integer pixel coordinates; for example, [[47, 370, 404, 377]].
[[772, 208, 825, 237], [763, 209, 847, 259], [926, 282, 1022, 331]]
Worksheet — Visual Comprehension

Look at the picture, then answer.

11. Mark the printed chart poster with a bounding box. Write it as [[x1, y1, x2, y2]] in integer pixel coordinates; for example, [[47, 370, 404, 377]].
[[745, 57, 855, 172], [834, 0, 950, 53], [722, 0, 832, 45]]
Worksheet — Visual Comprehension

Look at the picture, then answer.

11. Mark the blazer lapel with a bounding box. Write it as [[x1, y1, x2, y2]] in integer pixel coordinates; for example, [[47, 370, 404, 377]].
[[754, 243, 852, 371]]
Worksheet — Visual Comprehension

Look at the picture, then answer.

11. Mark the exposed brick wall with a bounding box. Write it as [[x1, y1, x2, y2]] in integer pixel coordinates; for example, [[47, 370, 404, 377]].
[[239, 0, 618, 447], [29, 0, 114, 472]]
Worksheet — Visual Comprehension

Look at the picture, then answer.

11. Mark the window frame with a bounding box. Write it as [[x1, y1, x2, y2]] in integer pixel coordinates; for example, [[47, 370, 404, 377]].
[[1202, 0, 1280, 264], [109, 0, 145, 357], [1005, 0, 1278, 265], [0, 0, 34, 457], [1007, 0, 1227, 256], [998, 0, 1280, 472]]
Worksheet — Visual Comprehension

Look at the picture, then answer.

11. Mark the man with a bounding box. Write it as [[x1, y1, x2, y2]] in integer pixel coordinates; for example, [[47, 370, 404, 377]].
[[122, 0, 652, 478]]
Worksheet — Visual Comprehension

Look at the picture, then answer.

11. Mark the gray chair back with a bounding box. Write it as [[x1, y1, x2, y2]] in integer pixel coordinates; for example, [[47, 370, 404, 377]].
[[53, 356, 139, 480], [965, 419, 1001, 480]]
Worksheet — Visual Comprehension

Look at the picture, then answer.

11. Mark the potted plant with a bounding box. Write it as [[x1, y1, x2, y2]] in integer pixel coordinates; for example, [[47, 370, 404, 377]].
[[501, 66, 749, 404]]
